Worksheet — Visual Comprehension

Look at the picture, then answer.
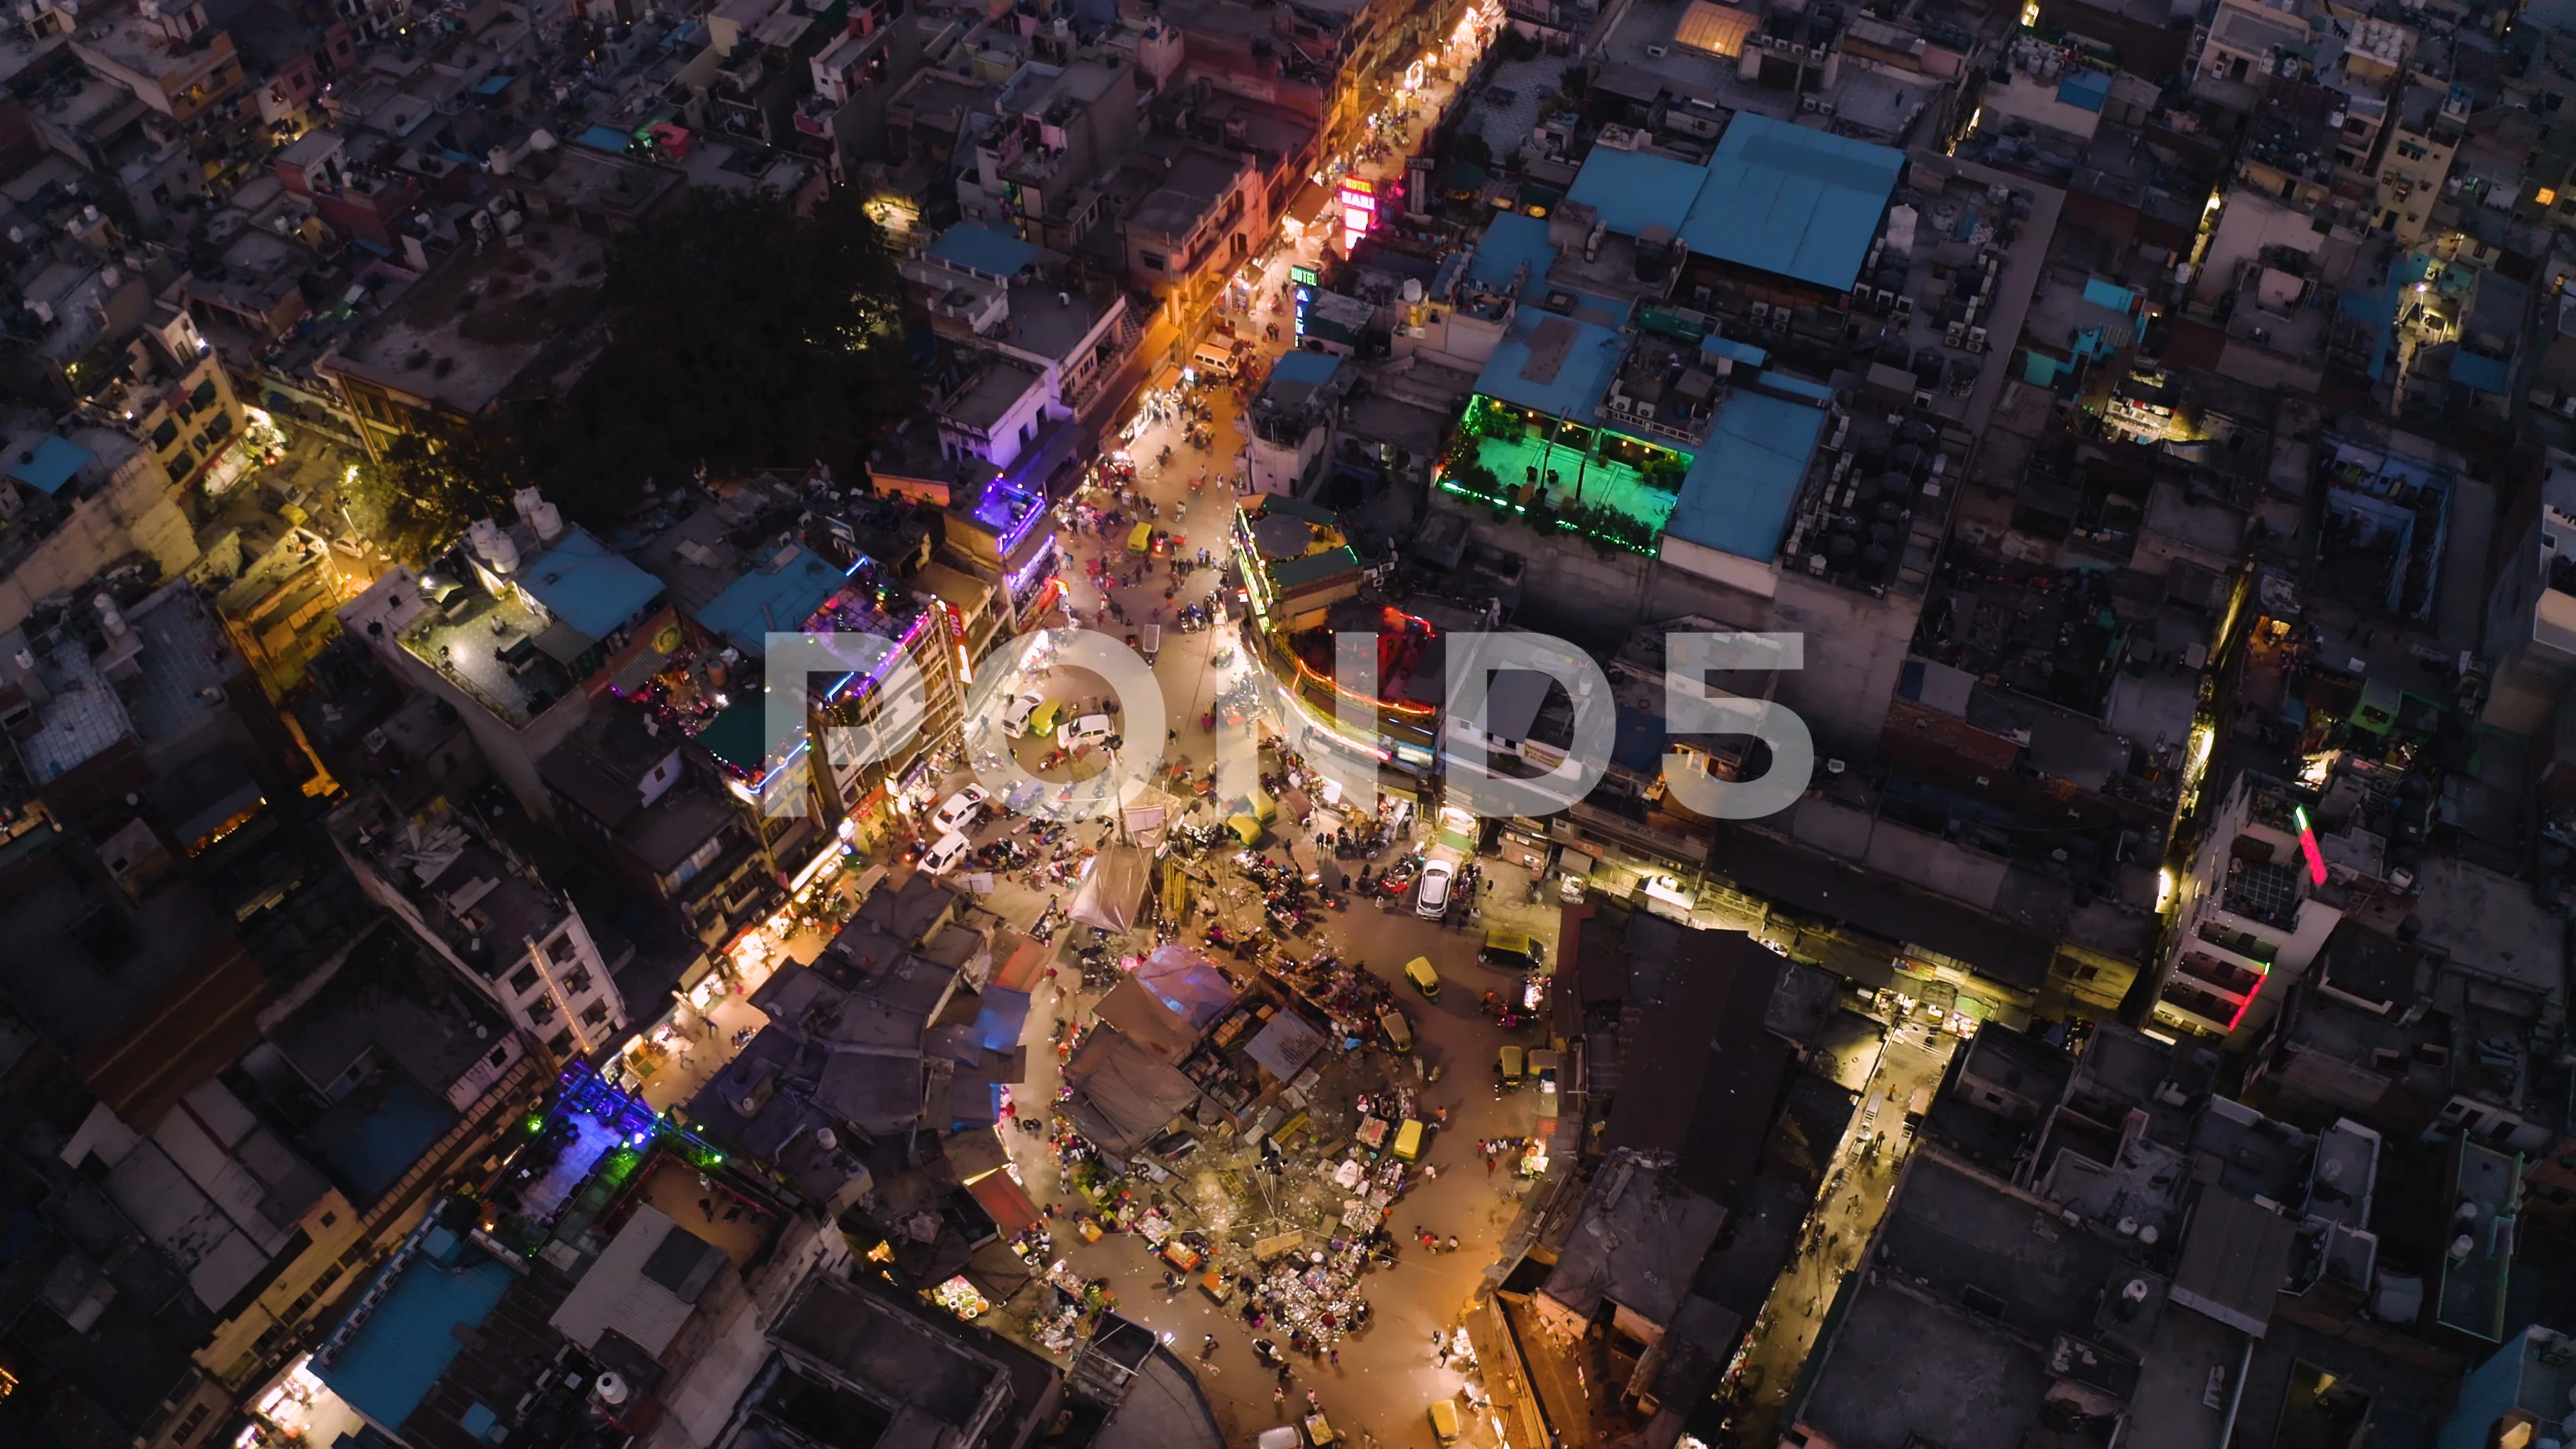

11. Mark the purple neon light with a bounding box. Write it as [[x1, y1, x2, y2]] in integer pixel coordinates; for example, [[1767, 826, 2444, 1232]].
[[1009, 533, 1061, 594]]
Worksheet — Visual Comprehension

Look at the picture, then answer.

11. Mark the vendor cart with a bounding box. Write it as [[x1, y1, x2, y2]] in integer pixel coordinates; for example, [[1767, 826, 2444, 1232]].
[[1303, 1413, 1336, 1446]]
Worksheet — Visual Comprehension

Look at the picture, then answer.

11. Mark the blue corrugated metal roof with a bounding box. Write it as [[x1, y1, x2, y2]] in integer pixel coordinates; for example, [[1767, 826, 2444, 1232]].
[[2056, 68, 2110, 111], [1472, 313, 1627, 422], [696, 544, 843, 657], [1566, 148, 1707, 238], [1703, 336, 1770, 368], [928, 223, 1037, 278], [576, 124, 631, 154], [315, 1248, 514, 1431], [2081, 277, 2139, 313], [1679, 114, 1904, 292], [2450, 350, 2510, 393], [1467, 212, 1555, 297], [521, 529, 663, 643], [7, 435, 91, 496], [1662, 390, 1827, 561], [1271, 350, 1343, 388]]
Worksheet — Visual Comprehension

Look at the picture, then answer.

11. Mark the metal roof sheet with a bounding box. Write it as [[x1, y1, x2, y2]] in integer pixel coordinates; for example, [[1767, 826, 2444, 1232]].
[[1472, 313, 1627, 421], [519, 529, 664, 643], [1661, 389, 1828, 561], [1567, 148, 1707, 238], [695, 543, 843, 656], [1679, 114, 1904, 292]]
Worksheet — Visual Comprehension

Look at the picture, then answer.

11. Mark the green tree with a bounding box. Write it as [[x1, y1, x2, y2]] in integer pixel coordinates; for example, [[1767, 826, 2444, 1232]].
[[345, 417, 519, 564], [508, 184, 917, 520]]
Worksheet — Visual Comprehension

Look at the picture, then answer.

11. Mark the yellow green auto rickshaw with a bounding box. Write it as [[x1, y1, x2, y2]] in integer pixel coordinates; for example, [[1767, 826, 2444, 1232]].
[[1403, 956, 1441, 1000]]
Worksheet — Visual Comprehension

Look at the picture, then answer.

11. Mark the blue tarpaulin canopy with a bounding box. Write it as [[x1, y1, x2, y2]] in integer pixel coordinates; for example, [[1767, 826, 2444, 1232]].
[[8, 435, 92, 496]]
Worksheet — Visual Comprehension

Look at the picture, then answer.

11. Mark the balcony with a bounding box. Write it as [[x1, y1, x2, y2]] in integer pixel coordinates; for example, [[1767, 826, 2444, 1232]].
[[2174, 951, 2264, 1002], [2196, 919, 2279, 967], [2158, 977, 2241, 1033]]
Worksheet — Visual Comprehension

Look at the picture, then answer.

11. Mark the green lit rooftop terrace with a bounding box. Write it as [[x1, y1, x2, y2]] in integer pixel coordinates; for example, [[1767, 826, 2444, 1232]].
[[1440, 396, 1688, 553]]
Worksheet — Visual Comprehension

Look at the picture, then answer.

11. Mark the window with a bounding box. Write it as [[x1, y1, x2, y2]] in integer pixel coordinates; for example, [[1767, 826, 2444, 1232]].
[[564, 967, 594, 997], [580, 1000, 610, 1027], [189, 378, 218, 409], [170, 1403, 207, 1444], [151, 418, 180, 449], [508, 963, 540, 996], [527, 995, 557, 1025], [1140, 250, 1167, 271], [488, 1043, 510, 1067], [319, 1210, 337, 1228], [545, 931, 581, 965], [546, 1030, 573, 1057]]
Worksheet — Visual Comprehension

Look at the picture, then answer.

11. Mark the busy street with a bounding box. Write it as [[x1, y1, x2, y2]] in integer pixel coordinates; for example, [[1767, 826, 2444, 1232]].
[[573, 13, 1548, 1444]]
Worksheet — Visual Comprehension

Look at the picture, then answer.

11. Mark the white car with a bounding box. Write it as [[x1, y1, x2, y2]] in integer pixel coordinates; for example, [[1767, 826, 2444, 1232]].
[[1059, 714, 1114, 750], [1000, 691, 1046, 738], [920, 831, 973, 876], [1415, 859, 1457, 918], [932, 785, 990, 835]]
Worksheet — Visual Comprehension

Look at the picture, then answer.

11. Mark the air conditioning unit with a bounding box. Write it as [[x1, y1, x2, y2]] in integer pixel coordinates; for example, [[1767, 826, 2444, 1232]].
[[1750, 301, 1771, 323], [1609, 394, 1633, 413], [1968, 326, 1988, 352], [1913, 389, 1935, 408], [1893, 295, 1915, 317], [1944, 321, 1965, 347], [1770, 307, 1790, 331], [1819, 101, 1836, 116], [1644, 42, 1668, 57], [1801, 95, 1821, 112], [1876, 288, 1896, 310], [1636, 402, 1657, 419]]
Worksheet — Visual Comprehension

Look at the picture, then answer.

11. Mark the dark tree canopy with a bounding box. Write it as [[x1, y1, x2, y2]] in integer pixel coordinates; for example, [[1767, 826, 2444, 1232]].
[[506, 183, 918, 521], [347, 415, 519, 564]]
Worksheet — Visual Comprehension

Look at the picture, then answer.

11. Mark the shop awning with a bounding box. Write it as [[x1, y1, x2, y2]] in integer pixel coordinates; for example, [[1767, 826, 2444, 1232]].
[[1246, 1011, 1328, 1082], [1061, 1024, 1201, 1157], [1071, 844, 1150, 933], [1095, 978, 1198, 1065], [967, 1169, 1042, 1234], [991, 930, 1051, 991], [973, 988, 1032, 1053]]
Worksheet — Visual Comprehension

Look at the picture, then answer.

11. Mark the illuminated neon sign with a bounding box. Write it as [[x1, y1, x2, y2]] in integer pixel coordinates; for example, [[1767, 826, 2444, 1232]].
[[1337, 178, 1378, 250], [2292, 805, 2326, 885], [2224, 961, 2274, 1033], [1292, 264, 1318, 339]]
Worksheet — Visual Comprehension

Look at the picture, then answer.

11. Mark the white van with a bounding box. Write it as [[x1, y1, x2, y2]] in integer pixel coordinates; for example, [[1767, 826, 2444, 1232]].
[[1191, 340, 1240, 379]]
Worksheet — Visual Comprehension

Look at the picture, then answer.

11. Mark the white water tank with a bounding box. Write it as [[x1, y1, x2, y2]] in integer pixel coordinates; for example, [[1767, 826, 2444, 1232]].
[[94, 594, 125, 637], [595, 1372, 629, 1405], [524, 495, 566, 545], [470, 519, 521, 574]]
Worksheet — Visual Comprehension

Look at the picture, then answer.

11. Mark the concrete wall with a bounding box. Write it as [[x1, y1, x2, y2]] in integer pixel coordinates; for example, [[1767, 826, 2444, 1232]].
[[0, 442, 197, 634]]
